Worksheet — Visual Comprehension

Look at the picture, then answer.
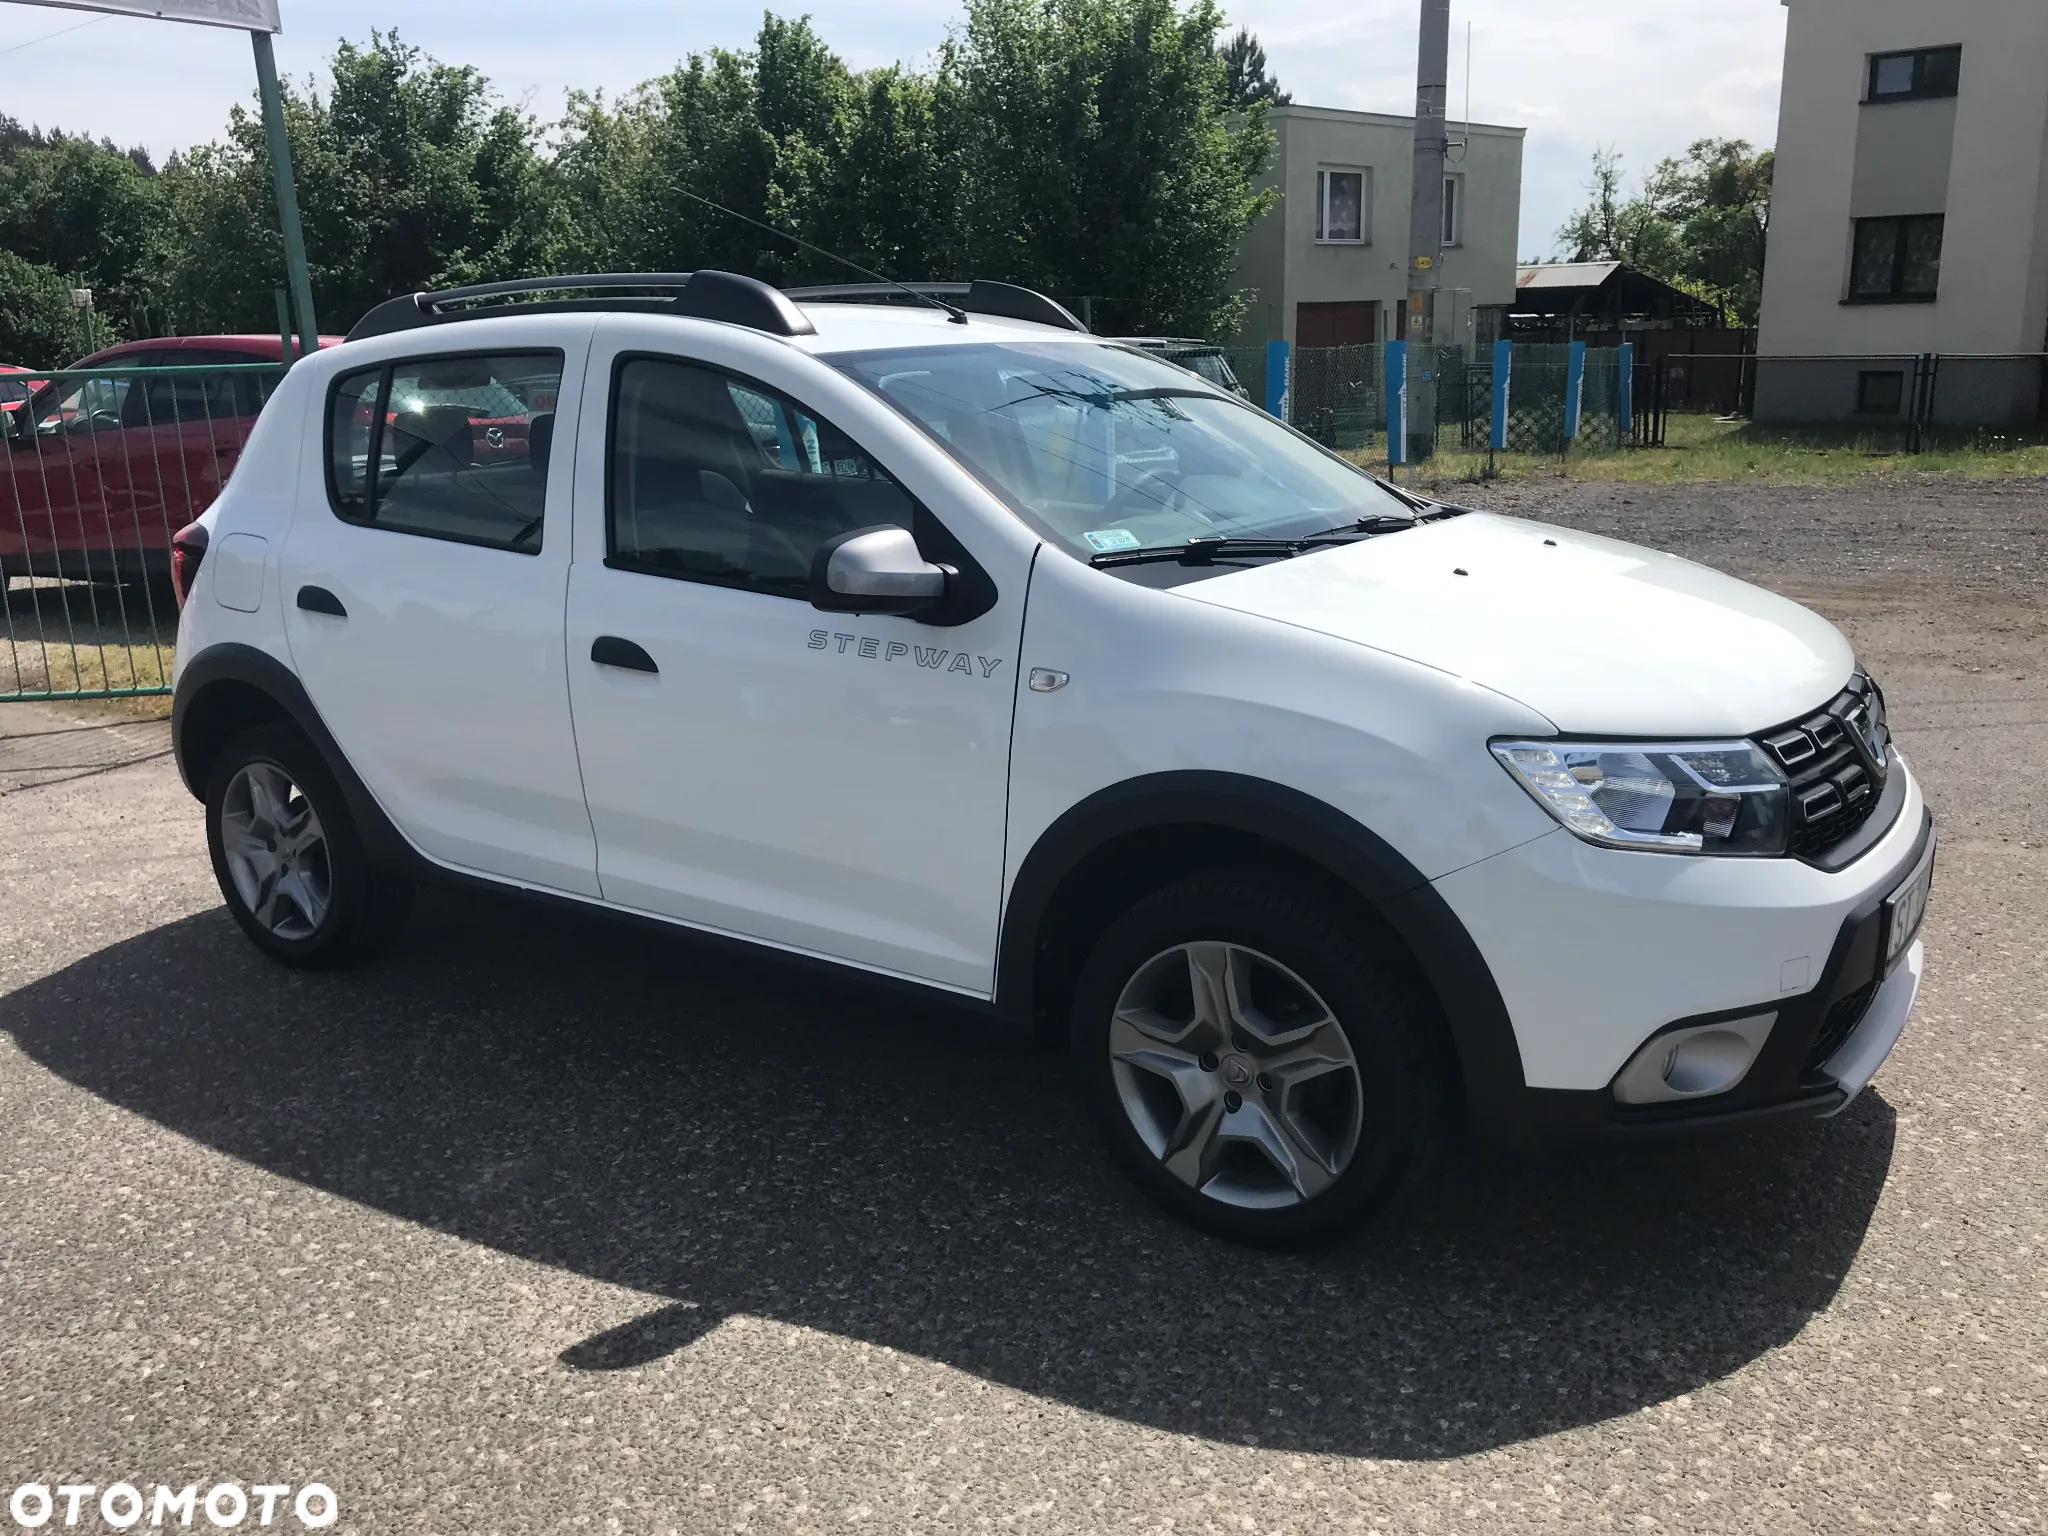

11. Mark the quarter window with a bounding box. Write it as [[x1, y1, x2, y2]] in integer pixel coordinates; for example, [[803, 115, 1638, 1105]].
[[325, 350, 563, 553], [1316, 169, 1366, 243], [607, 357, 918, 598], [1848, 215, 1944, 302], [1866, 46, 1961, 104]]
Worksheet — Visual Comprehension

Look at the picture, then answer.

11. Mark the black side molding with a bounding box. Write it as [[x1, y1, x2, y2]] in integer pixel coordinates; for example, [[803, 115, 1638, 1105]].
[[171, 643, 420, 875], [296, 585, 347, 618], [995, 770, 1529, 1127], [590, 636, 658, 674]]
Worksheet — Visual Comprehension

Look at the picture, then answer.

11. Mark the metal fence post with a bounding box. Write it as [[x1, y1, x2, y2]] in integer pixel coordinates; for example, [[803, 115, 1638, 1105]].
[[251, 30, 319, 364], [1562, 340, 1587, 455], [1385, 341, 1408, 471], [1264, 340, 1290, 421], [1617, 342, 1634, 439], [1489, 339, 1512, 452]]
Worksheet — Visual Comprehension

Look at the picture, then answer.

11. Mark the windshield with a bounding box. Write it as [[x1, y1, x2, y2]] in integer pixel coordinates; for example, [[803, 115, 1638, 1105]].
[[830, 341, 1408, 558]]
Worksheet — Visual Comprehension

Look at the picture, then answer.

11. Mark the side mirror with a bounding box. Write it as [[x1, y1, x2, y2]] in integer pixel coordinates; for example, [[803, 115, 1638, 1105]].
[[809, 525, 951, 616]]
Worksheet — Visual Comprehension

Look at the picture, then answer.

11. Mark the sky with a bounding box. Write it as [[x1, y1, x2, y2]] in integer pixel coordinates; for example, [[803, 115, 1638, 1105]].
[[0, 0, 1789, 261]]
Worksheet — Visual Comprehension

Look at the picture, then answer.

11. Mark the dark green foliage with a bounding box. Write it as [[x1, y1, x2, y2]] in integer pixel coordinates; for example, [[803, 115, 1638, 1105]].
[[0, 119, 165, 341], [157, 33, 558, 335], [0, 251, 84, 366], [1218, 27, 1288, 110]]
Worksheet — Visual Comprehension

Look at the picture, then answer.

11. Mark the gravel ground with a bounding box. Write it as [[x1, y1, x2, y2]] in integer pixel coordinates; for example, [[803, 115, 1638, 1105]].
[[2, 475, 2044, 1534]]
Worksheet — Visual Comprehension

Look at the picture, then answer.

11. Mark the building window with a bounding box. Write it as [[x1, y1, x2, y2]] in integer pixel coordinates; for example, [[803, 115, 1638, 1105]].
[[1866, 46, 1961, 103], [1847, 214, 1944, 302], [1441, 174, 1463, 246], [1316, 169, 1366, 243], [1856, 371, 1906, 415]]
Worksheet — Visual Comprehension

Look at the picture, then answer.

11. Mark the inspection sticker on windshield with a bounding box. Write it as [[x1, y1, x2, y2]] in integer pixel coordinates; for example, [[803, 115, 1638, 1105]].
[[1083, 528, 1141, 553]]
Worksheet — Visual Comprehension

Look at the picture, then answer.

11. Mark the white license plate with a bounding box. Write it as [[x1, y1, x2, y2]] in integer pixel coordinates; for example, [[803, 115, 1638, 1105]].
[[1885, 839, 1935, 970]]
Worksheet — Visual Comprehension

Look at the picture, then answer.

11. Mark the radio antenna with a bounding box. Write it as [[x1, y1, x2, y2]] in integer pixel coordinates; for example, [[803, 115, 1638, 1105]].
[[673, 188, 969, 324]]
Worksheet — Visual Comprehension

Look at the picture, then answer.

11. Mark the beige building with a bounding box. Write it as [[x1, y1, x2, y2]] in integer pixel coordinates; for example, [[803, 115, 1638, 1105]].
[[1756, 0, 2048, 421], [1232, 104, 1525, 351]]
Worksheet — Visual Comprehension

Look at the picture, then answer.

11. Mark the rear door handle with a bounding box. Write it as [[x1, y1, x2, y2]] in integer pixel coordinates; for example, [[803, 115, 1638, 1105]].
[[591, 635, 658, 674], [296, 585, 347, 618]]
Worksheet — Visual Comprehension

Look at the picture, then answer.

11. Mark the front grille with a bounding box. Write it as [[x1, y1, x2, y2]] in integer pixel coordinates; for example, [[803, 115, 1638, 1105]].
[[1805, 978, 1878, 1076], [1756, 672, 1892, 860]]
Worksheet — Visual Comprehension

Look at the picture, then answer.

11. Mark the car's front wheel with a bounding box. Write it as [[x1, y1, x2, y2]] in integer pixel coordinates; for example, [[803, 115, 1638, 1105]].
[[1074, 870, 1448, 1248], [204, 723, 413, 968]]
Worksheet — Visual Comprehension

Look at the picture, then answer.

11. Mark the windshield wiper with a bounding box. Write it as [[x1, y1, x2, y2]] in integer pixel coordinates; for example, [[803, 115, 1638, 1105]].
[[1370, 478, 1477, 520], [1089, 531, 1373, 569], [1320, 513, 1421, 536]]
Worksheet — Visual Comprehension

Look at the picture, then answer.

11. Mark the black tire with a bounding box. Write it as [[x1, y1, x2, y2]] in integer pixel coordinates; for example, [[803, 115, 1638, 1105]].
[[1073, 868, 1449, 1249], [204, 722, 413, 969]]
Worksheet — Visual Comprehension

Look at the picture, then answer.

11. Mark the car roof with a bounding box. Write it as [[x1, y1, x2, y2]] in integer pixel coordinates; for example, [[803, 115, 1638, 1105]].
[[311, 299, 1145, 373], [788, 302, 1109, 355], [68, 334, 345, 368]]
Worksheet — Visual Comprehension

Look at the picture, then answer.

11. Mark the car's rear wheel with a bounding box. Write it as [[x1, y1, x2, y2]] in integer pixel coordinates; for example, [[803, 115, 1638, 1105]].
[[1074, 869, 1447, 1248], [205, 723, 413, 968]]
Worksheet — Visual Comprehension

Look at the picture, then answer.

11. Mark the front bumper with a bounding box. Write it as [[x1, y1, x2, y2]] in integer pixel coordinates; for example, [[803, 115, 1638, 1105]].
[[1434, 754, 1932, 1148]]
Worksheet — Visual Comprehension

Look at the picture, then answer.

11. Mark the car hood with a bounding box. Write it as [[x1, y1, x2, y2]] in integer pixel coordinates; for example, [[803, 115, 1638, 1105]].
[[1175, 512, 1854, 735]]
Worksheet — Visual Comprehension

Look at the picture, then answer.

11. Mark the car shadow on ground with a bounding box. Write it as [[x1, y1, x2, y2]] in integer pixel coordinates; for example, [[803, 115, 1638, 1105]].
[[1, 885, 1895, 1460]]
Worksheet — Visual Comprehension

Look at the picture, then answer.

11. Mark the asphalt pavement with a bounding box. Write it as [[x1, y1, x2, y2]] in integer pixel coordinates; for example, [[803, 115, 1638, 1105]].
[[2, 475, 2044, 1533]]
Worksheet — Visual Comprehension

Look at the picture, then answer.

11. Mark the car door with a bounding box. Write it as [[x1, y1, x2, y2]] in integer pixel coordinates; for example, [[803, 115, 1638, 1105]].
[[280, 332, 599, 897], [1, 370, 142, 582], [563, 318, 1034, 994]]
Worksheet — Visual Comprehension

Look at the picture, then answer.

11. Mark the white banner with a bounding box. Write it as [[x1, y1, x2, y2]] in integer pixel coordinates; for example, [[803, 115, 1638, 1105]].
[[0, 0, 280, 32]]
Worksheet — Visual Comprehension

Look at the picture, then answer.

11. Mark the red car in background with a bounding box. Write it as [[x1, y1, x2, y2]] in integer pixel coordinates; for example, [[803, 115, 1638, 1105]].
[[0, 335, 337, 588], [0, 363, 46, 417]]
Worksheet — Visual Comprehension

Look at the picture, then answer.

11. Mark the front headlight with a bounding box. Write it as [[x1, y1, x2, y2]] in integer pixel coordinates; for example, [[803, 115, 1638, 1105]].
[[1492, 739, 1790, 856]]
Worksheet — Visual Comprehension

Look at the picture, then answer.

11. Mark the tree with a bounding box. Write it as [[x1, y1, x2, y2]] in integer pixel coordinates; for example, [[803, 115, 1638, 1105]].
[[1217, 27, 1288, 111], [1642, 138, 1772, 325], [555, 3, 1272, 334], [0, 125, 165, 338], [0, 251, 84, 365], [948, 0, 1275, 334], [159, 32, 557, 334], [1555, 139, 1773, 325]]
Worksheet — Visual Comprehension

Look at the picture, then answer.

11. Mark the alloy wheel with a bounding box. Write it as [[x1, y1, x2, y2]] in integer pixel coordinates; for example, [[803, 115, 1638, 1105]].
[[1108, 941, 1364, 1209], [219, 760, 333, 941]]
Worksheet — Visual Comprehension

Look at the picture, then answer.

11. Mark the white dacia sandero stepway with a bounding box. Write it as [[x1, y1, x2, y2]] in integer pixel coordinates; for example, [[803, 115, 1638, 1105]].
[[169, 272, 1934, 1245]]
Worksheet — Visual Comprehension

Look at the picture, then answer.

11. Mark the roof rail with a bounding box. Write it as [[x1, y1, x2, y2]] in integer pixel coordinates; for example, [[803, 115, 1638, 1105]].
[[782, 280, 1088, 333], [345, 271, 817, 343]]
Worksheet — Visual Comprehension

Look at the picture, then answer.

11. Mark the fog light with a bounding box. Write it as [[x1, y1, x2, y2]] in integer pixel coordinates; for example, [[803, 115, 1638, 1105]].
[[1612, 1013, 1776, 1104]]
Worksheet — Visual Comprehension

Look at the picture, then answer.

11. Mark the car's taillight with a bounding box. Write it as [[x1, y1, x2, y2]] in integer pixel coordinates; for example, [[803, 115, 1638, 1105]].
[[171, 522, 209, 609]]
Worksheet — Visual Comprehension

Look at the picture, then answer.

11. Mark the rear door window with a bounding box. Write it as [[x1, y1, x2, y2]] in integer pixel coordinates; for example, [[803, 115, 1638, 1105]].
[[326, 350, 564, 553]]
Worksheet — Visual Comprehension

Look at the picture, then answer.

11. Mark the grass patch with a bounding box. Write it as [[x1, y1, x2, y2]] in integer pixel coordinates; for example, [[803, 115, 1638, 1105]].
[[1356, 412, 2048, 491], [1, 580, 175, 716]]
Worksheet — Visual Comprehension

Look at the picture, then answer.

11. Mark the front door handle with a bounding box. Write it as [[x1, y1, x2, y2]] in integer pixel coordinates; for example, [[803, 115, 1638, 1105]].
[[591, 635, 658, 674], [296, 585, 347, 618]]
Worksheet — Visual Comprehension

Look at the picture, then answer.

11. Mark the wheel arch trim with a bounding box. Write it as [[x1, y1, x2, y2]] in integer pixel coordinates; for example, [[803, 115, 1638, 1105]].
[[995, 770, 1529, 1119], [172, 642, 419, 873]]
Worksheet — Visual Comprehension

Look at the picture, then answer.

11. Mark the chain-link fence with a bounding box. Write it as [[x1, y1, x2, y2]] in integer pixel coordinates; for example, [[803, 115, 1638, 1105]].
[[1287, 344, 1383, 454], [1122, 340, 1264, 403], [3, 362, 286, 701], [1252, 340, 1633, 462]]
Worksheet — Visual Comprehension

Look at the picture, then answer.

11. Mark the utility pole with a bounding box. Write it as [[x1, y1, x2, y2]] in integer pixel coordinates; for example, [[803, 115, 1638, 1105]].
[[251, 29, 318, 361], [1404, 0, 1451, 461]]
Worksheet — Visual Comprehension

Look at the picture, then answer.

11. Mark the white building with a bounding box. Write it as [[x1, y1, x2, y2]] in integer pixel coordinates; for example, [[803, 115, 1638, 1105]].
[[1755, 0, 2048, 422], [1232, 104, 1525, 351]]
